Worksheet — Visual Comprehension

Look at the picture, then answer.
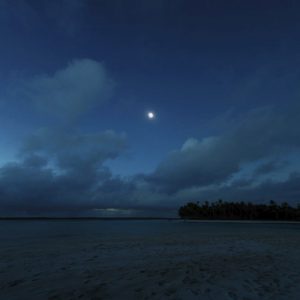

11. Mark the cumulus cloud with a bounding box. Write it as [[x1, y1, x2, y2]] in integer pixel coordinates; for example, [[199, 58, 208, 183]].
[[144, 106, 300, 194], [1, 104, 300, 216], [21, 59, 113, 119], [21, 128, 126, 169], [252, 160, 288, 177], [0, 129, 133, 214], [191, 172, 300, 205]]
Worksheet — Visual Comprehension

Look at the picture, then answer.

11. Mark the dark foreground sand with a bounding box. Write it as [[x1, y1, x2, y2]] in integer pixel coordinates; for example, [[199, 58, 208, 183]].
[[1, 221, 300, 300]]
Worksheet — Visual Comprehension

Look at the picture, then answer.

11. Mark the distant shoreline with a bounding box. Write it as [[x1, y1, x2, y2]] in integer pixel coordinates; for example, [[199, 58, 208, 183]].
[[183, 219, 300, 224], [0, 217, 179, 221], [0, 217, 299, 223]]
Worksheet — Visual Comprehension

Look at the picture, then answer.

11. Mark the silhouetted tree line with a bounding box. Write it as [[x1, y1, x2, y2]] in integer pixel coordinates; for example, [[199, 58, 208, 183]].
[[178, 200, 300, 221]]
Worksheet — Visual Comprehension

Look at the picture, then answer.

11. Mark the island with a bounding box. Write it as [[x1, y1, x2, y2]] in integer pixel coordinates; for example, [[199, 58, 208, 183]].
[[178, 200, 300, 221]]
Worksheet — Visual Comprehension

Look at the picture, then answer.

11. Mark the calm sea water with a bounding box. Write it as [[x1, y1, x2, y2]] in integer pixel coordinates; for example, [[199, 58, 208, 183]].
[[1, 220, 299, 243]]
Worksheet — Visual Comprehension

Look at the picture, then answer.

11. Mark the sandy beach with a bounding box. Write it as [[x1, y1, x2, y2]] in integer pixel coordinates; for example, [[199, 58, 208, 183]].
[[1, 220, 300, 300]]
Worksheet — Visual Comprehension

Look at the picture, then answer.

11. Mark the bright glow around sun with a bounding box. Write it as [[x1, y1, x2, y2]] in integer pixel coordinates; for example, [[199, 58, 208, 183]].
[[147, 111, 155, 119]]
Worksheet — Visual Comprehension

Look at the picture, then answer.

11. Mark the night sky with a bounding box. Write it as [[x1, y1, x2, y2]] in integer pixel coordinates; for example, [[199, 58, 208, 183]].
[[1, 0, 300, 216]]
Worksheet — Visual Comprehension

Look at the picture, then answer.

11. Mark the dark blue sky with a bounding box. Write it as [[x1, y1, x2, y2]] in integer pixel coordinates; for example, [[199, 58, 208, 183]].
[[1, 0, 300, 216]]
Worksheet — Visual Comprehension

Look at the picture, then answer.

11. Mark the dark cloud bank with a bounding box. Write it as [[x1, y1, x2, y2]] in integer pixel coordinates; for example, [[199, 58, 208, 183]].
[[1, 59, 300, 217], [1, 105, 300, 217]]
